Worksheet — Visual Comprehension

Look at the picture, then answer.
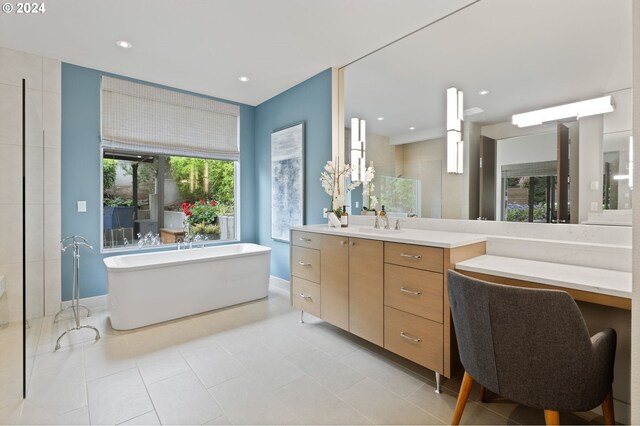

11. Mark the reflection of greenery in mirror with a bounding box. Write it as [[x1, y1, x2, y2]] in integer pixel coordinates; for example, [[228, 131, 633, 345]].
[[504, 177, 552, 223], [379, 176, 420, 216]]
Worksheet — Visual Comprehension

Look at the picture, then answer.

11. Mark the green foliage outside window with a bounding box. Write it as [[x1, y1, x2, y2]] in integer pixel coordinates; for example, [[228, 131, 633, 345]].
[[169, 157, 235, 206], [103, 159, 117, 190]]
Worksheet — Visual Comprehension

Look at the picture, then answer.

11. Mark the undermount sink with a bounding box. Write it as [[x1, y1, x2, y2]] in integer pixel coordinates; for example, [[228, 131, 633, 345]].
[[356, 227, 405, 234]]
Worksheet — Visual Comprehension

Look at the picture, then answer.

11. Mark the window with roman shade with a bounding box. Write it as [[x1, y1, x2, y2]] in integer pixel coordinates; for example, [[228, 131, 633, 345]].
[[101, 76, 240, 160]]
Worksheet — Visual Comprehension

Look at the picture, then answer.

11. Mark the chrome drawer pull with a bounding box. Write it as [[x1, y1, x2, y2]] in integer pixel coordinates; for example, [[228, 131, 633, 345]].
[[339, 240, 346, 246], [400, 331, 421, 343], [400, 253, 422, 260], [298, 261, 311, 267], [349, 241, 355, 246], [400, 287, 422, 296], [299, 237, 312, 242], [299, 293, 312, 301]]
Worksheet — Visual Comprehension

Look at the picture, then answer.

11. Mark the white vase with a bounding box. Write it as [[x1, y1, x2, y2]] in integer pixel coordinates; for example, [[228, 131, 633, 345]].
[[327, 212, 341, 227]]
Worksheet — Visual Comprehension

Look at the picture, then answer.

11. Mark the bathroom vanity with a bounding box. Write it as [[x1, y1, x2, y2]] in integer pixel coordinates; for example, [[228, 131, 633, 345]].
[[289, 225, 486, 389], [289, 222, 632, 399]]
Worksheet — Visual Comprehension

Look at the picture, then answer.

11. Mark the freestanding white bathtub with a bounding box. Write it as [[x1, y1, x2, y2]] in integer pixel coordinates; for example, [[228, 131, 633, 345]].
[[103, 243, 271, 330]]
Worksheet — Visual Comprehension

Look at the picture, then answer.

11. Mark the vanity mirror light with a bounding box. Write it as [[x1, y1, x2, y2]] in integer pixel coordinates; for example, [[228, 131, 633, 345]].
[[342, 0, 632, 225]]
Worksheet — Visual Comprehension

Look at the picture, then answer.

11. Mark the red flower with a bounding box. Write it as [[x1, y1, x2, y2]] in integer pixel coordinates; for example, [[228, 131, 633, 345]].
[[200, 200, 205, 205], [211, 200, 216, 206], [185, 211, 192, 216]]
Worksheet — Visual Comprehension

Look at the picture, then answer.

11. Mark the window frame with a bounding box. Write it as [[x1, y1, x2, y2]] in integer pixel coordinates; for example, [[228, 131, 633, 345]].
[[99, 147, 241, 253]]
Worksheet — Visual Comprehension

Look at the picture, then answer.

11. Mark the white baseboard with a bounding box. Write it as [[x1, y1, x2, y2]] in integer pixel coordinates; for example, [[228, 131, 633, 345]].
[[269, 276, 290, 292], [60, 294, 109, 311]]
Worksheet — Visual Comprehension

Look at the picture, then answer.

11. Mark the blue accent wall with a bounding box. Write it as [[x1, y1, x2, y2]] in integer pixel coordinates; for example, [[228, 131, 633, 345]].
[[255, 69, 333, 280], [61, 63, 257, 300]]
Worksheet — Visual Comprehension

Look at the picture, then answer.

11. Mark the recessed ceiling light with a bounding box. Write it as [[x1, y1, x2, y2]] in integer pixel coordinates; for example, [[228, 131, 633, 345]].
[[377, 117, 384, 121], [478, 90, 489, 95], [238, 76, 250, 82], [116, 40, 133, 49], [409, 127, 415, 130]]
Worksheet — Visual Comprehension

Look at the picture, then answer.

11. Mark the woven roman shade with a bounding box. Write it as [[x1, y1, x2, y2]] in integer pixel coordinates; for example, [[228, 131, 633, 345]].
[[101, 77, 240, 160]]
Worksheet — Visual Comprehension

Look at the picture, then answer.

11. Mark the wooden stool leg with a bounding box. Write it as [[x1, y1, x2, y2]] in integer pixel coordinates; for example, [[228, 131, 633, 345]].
[[601, 389, 615, 425], [452, 371, 474, 425], [544, 410, 560, 425], [479, 385, 487, 403]]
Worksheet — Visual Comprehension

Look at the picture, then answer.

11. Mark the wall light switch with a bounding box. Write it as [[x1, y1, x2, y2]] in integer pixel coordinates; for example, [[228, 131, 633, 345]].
[[590, 181, 599, 190], [77, 201, 87, 213], [590, 201, 599, 211], [355, 201, 360, 208], [322, 208, 328, 218]]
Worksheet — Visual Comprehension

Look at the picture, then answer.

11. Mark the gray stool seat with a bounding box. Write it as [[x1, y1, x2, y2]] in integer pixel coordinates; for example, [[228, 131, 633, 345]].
[[447, 270, 616, 425]]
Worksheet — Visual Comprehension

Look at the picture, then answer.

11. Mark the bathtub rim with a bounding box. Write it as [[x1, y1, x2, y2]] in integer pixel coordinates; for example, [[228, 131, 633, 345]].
[[103, 243, 271, 272]]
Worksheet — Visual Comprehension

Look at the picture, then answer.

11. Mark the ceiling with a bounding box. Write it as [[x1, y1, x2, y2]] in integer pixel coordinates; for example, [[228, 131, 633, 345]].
[[0, 0, 477, 106], [344, 0, 632, 142]]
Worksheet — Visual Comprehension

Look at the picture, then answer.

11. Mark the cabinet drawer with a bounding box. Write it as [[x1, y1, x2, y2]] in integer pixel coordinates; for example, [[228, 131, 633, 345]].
[[291, 246, 321, 283], [291, 231, 322, 250], [292, 277, 321, 318], [384, 242, 443, 273], [384, 306, 443, 373], [384, 264, 443, 323]]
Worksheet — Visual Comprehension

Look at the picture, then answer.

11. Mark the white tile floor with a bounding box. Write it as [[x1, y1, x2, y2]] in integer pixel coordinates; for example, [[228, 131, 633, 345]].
[[0, 284, 605, 425]]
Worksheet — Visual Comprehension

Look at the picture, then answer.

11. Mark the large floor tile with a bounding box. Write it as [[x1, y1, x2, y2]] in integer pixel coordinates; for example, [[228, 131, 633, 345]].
[[26, 361, 87, 417], [340, 349, 427, 398], [407, 383, 510, 425], [338, 378, 443, 425], [136, 347, 190, 385], [118, 410, 160, 425], [183, 343, 246, 388], [83, 336, 137, 381], [251, 322, 312, 357], [275, 375, 370, 425], [233, 344, 305, 390], [209, 324, 262, 355], [209, 375, 300, 425], [292, 322, 360, 359], [286, 346, 365, 394], [87, 368, 153, 425], [147, 370, 223, 425]]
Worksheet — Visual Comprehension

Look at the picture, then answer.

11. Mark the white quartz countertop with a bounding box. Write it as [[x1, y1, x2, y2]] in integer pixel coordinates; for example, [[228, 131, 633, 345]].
[[291, 224, 486, 249], [455, 255, 631, 299]]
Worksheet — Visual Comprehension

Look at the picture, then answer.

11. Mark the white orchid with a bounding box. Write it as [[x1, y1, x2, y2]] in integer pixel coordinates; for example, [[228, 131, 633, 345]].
[[362, 165, 378, 210], [320, 159, 361, 211]]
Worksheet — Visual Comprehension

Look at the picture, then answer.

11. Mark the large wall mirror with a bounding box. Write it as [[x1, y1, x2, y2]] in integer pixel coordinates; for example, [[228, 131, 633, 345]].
[[343, 0, 632, 225]]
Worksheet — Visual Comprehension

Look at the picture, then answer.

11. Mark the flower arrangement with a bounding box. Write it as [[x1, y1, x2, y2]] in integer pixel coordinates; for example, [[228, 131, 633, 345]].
[[362, 165, 378, 211], [182, 200, 221, 237], [320, 159, 360, 212]]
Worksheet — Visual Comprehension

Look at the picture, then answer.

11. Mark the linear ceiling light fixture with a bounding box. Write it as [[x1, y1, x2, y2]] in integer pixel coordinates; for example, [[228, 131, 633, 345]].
[[447, 87, 464, 174], [350, 117, 366, 182], [612, 136, 633, 190], [512, 95, 614, 128]]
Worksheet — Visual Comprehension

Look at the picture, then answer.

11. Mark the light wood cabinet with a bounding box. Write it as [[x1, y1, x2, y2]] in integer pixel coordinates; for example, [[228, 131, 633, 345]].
[[384, 263, 443, 323], [292, 277, 321, 317], [289, 228, 485, 380], [291, 246, 320, 283], [348, 238, 384, 346], [384, 306, 443, 372], [320, 235, 349, 330]]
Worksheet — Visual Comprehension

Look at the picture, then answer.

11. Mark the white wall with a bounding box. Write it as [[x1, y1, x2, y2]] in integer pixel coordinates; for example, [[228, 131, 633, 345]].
[[631, 1, 639, 423], [0, 47, 61, 321], [578, 115, 604, 223], [495, 132, 557, 220]]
